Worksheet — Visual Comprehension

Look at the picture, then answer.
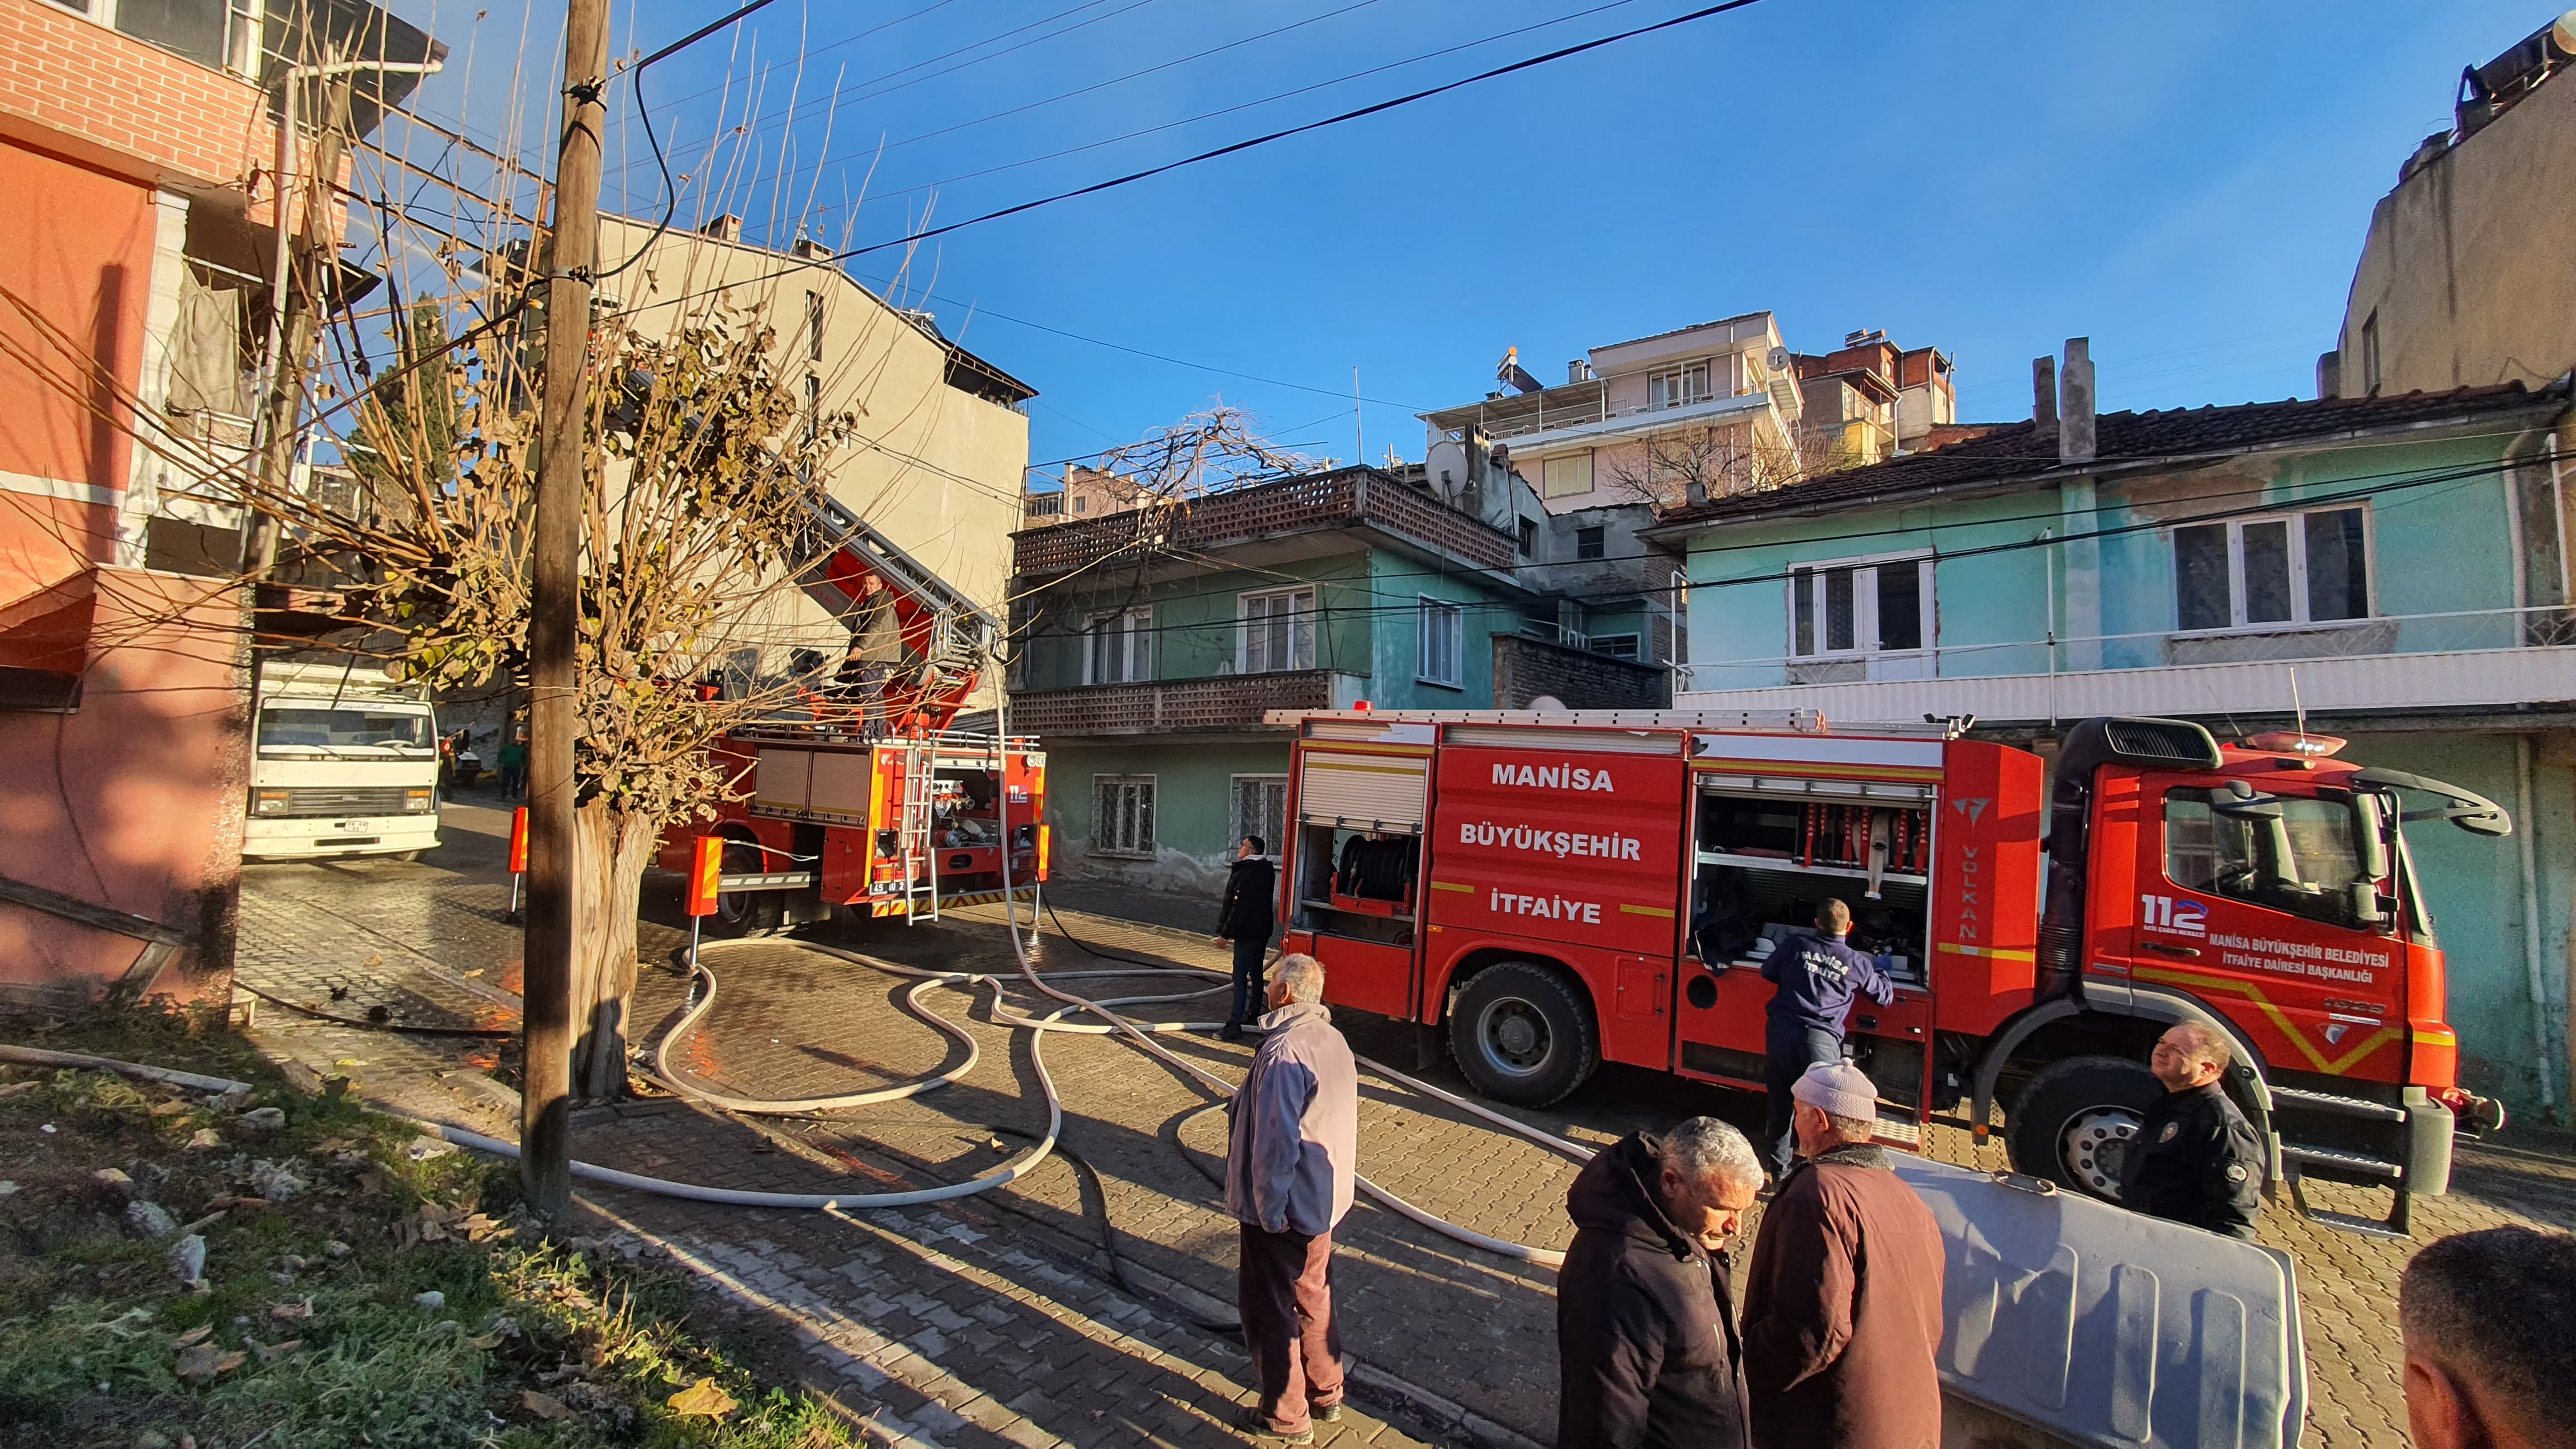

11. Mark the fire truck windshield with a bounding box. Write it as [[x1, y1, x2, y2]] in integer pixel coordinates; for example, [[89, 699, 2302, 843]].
[[2164, 788, 2376, 930]]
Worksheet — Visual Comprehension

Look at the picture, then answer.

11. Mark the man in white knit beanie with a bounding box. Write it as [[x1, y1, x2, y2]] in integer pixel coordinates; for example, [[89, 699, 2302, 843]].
[[1741, 1059, 1947, 1449]]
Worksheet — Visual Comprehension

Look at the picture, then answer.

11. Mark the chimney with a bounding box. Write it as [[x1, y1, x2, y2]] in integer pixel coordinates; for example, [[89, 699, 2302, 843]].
[[2032, 356, 2058, 447], [1568, 359, 1594, 385], [699, 214, 743, 242], [790, 236, 834, 261], [2315, 349, 2343, 400], [2059, 337, 2096, 465]]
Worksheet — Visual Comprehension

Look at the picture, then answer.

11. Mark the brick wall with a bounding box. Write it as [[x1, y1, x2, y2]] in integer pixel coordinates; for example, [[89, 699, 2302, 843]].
[[1491, 634, 1670, 711], [0, 0, 270, 192]]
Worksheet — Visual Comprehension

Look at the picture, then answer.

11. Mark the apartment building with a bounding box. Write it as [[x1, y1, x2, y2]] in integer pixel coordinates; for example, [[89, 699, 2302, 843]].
[[594, 215, 1038, 708], [0, 0, 439, 1004], [1006, 460, 1676, 893], [2323, 12, 2576, 401], [1652, 338, 2576, 1119], [1420, 313, 1806, 517], [1793, 328, 1958, 466]]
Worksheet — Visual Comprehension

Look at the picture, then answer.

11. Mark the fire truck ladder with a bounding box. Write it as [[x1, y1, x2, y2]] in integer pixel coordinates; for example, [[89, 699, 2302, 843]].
[[896, 737, 942, 925], [799, 494, 1000, 738]]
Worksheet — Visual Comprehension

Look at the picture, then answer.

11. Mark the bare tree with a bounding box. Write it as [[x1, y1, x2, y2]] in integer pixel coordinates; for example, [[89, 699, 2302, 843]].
[[1598, 424, 1824, 513], [1089, 406, 1314, 501]]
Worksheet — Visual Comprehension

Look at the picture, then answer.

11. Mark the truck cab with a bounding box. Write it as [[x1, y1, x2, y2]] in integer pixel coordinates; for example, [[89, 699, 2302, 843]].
[[244, 661, 441, 861]]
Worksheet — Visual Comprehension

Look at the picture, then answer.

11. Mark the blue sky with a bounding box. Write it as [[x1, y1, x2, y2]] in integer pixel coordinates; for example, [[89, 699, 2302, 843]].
[[385, 0, 2547, 477]]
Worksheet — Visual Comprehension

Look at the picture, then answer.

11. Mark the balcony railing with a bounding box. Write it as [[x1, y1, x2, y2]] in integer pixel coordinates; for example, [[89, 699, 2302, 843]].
[[1007, 669, 1362, 737], [1671, 605, 2576, 723], [1010, 466, 1517, 579]]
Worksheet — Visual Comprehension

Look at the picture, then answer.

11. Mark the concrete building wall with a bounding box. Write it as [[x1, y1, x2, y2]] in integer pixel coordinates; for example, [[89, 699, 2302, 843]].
[[0, 135, 159, 573], [1046, 737, 1291, 897], [1017, 553, 1375, 691], [2331, 60, 2576, 397], [597, 217, 1031, 705], [2358, 730, 2574, 1115], [0, 570, 244, 1006], [1684, 428, 2532, 690]]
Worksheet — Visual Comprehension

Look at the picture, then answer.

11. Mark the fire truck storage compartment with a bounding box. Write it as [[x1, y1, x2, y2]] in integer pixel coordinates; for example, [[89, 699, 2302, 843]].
[[1291, 746, 1427, 949], [1692, 787, 1932, 987]]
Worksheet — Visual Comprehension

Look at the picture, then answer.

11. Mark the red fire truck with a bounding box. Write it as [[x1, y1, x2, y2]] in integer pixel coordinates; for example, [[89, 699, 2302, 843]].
[[654, 496, 1047, 932], [1273, 706, 2508, 1234]]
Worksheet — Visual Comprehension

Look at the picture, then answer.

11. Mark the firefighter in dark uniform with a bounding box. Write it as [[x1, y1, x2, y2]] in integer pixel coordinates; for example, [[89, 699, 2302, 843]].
[[2119, 1022, 2265, 1240]]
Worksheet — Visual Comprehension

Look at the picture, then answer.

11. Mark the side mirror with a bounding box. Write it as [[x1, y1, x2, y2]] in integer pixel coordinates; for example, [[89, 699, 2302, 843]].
[[2348, 882, 2389, 930], [2213, 780, 2284, 820]]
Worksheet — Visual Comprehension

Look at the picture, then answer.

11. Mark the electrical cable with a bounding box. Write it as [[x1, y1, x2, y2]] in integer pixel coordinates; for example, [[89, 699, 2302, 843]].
[[1005, 448, 2530, 631], [594, 0, 793, 283], [811, 0, 1769, 263]]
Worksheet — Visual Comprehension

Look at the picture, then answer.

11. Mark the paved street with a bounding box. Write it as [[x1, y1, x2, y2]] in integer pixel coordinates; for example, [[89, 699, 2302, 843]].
[[232, 795, 2576, 1448]]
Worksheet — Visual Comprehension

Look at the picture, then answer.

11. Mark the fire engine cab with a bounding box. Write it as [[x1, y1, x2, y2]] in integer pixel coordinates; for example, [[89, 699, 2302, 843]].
[[655, 496, 1047, 933], [1272, 705, 2509, 1234]]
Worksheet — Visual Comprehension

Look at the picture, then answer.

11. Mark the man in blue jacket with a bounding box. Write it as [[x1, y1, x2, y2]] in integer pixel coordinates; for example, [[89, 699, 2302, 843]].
[[1759, 899, 1894, 1178]]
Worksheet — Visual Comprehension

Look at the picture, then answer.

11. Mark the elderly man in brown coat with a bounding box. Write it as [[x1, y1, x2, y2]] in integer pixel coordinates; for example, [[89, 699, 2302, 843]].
[[1742, 1059, 1945, 1449]]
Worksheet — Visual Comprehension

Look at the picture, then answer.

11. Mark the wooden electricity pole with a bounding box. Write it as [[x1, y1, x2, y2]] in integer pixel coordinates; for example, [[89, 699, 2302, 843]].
[[523, 0, 611, 1219]]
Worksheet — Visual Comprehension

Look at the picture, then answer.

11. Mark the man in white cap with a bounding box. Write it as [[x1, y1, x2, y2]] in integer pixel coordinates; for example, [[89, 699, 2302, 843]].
[[1741, 1059, 1945, 1449]]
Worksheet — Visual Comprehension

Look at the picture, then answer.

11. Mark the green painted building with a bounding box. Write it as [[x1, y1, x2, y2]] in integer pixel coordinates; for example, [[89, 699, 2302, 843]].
[[1008, 463, 1672, 896], [1650, 351, 2576, 1119]]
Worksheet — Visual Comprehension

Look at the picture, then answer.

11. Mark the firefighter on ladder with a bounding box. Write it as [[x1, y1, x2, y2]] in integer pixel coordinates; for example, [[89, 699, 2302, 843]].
[[831, 576, 907, 732]]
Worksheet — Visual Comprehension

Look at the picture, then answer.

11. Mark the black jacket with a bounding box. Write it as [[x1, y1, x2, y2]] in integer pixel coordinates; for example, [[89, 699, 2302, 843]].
[[1556, 1134, 1749, 1449], [2119, 1081, 2265, 1240], [1216, 857, 1276, 943]]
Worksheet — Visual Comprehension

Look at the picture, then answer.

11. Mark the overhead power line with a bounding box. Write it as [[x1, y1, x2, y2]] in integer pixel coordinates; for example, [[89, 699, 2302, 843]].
[[829, 0, 1767, 257]]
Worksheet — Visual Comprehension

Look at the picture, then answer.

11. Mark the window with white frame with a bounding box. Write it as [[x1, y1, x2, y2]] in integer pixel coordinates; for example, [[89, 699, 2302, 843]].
[[1590, 634, 1640, 660], [50, 0, 264, 75], [1790, 555, 1931, 657], [1543, 452, 1594, 499], [1092, 775, 1156, 857], [1084, 607, 1152, 684], [2172, 507, 2370, 632], [1418, 598, 1464, 686], [1238, 588, 1316, 673], [1650, 361, 1712, 411], [1232, 775, 1287, 855]]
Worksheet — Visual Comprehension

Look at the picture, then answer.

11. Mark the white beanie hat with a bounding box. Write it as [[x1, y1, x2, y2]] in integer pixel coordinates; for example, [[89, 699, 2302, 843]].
[[1791, 1058, 1878, 1120]]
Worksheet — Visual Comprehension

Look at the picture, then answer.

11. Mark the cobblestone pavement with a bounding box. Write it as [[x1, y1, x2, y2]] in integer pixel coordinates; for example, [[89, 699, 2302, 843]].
[[234, 794, 2576, 1448]]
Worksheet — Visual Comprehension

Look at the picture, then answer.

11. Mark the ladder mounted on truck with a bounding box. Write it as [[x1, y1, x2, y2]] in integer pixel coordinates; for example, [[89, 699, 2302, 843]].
[[787, 496, 1013, 923], [797, 494, 999, 741]]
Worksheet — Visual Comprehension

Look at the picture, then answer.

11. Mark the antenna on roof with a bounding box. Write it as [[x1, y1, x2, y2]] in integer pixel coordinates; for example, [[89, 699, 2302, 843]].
[[2290, 666, 2306, 740]]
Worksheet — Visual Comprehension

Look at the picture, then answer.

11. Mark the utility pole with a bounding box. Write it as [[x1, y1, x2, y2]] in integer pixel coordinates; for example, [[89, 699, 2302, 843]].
[[523, 0, 610, 1219]]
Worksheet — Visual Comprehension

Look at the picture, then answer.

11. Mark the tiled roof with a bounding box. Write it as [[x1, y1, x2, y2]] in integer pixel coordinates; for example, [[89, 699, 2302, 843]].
[[1647, 381, 2568, 530]]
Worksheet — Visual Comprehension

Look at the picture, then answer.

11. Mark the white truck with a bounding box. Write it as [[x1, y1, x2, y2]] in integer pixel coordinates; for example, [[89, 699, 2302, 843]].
[[245, 660, 441, 861]]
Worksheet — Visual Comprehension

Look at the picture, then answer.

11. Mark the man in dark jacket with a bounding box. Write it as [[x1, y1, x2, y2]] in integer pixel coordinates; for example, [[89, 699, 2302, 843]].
[[1759, 899, 1896, 1177], [1215, 836, 1278, 1042], [2119, 1022, 2265, 1239], [1557, 1117, 1764, 1449], [1743, 1060, 1945, 1449]]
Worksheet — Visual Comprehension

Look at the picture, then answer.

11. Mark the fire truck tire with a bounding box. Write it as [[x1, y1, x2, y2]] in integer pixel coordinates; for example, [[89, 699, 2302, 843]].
[[1449, 962, 1598, 1107], [2006, 1054, 2163, 1201], [706, 837, 786, 938]]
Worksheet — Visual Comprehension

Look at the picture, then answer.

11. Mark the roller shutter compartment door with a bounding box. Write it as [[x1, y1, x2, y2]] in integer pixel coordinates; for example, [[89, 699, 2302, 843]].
[[1297, 752, 1428, 833]]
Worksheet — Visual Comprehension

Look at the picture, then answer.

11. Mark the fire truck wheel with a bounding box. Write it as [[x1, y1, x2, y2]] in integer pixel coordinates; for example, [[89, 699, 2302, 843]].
[[2006, 1054, 2163, 1200], [706, 838, 786, 938], [1449, 963, 1598, 1107]]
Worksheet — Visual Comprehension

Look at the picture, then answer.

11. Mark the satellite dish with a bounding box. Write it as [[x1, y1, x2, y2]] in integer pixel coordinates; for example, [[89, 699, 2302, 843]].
[[1525, 694, 1569, 713], [2556, 9, 2576, 53], [1766, 345, 1791, 373]]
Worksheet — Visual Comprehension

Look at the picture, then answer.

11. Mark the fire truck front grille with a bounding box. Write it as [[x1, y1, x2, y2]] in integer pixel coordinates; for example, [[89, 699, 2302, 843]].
[[274, 786, 414, 817]]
